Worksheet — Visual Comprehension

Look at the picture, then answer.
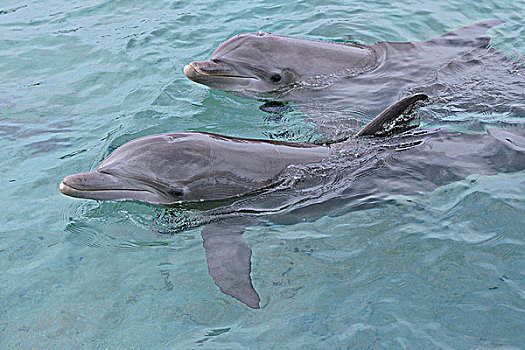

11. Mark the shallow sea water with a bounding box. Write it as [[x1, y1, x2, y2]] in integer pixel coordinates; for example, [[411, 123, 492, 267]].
[[1, 0, 524, 348]]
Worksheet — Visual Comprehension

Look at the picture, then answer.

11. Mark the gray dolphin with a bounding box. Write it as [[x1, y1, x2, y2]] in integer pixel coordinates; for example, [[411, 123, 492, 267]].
[[184, 20, 522, 118], [59, 94, 426, 308], [60, 94, 427, 206], [184, 20, 503, 96], [59, 94, 525, 308]]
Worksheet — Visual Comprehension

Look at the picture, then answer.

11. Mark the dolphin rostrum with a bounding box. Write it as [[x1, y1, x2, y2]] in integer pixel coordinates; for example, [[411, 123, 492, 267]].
[[59, 94, 525, 308]]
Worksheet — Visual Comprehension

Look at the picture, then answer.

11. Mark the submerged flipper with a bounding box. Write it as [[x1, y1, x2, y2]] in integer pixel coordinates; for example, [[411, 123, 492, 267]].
[[201, 220, 261, 309], [355, 94, 428, 137]]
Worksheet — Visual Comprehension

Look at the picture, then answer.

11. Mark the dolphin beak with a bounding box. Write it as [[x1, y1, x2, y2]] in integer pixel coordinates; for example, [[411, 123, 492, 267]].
[[59, 171, 153, 202], [184, 60, 232, 77], [60, 171, 121, 193], [184, 60, 255, 81], [183, 62, 201, 81]]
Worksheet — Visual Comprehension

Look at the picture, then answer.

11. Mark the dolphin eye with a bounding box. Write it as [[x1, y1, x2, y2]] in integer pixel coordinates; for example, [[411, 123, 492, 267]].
[[270, 73, 282, 83], [167, 188, 183, 197]]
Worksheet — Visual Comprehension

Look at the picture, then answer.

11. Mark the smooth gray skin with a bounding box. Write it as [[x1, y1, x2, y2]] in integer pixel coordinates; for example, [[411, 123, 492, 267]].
[[184, 20, 506, 108], [60, 94, 426, 309]]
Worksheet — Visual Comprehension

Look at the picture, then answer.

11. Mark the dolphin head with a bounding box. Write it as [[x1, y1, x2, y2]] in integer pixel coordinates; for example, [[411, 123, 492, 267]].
[[59, 133, 227, 206], [59, 131, 328, 206], [184, 32, 377, 95]]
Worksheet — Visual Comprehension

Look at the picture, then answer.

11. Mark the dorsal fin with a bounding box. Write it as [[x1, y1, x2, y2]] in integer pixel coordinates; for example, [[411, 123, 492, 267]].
[[355, 94, 428, 137]]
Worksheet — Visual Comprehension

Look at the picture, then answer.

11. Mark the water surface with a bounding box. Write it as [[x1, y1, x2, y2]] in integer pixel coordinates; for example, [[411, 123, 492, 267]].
[[1, 0, 524, 348]]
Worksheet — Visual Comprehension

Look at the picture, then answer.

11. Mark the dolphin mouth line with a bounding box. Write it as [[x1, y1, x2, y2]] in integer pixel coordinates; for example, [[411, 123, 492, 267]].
[[202, 73, 256, 79], [184, 63, 257, 80], [59, 181, 151, 195]]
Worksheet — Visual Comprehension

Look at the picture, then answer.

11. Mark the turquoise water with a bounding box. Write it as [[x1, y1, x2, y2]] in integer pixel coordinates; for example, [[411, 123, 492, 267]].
[[1, 0, 524, 348]]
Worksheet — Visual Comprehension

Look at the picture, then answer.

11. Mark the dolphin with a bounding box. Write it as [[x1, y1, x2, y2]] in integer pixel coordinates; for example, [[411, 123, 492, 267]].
[[59, 94, 425, 308], [59, 94, 525, 308], [184, 20, 523, 120], [60, 94, 427, 206], [184, 20, 504, 96]]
